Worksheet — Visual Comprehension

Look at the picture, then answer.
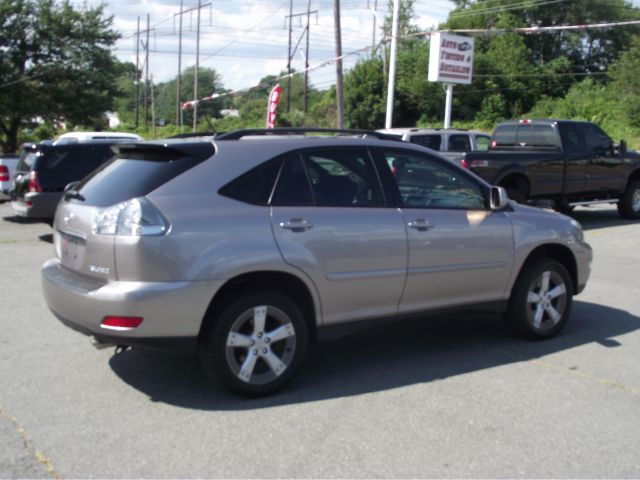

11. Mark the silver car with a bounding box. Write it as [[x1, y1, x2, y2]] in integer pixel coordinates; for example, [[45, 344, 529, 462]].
[[42, 129, 592, 396]]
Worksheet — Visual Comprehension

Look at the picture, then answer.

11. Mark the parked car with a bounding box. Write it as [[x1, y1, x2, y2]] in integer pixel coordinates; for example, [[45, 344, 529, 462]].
[[377, 127, 491, 162], [0, 153, 19, 202], [11, 139, 137, 224], [462, 119, 640, 218], [41, 128, 592, 397], [53, 131, 143, 145]]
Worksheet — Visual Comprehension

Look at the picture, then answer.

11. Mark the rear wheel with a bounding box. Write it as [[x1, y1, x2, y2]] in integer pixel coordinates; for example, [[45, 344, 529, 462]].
[[200, 291, 309, 397], [617, 179, 640, 219], [506, 259, 573, 339]]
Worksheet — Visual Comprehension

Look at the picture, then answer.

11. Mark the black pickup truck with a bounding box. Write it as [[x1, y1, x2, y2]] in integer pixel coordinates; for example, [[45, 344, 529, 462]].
[[462, 119, 640, 218]]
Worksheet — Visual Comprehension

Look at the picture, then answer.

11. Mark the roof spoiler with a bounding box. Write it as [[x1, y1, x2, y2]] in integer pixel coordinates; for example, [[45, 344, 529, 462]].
[[111, 141, 215, 160]]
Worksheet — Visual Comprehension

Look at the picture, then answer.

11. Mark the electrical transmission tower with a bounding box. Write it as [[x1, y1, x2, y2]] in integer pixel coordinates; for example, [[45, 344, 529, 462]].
[[285, 1, 318, 113]]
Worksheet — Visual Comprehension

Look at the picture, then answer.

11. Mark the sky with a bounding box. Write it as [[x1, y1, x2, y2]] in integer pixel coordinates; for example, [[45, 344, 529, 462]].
[[68, 0, 640, 101], [69, 0, 455, 97]]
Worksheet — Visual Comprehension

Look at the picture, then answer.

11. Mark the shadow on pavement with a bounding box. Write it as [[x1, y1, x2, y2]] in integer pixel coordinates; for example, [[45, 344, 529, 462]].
[[38, 234, 53, 244], [108, 300, 639, 410], [569, 206, 640, 231], [2, 215, 43, 224]]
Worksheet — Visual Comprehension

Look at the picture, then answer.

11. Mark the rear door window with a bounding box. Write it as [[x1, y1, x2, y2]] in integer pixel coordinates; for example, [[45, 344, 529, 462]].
[[448, 134, 471, 152], [475, 135, 490, 151], [271, 147, 385, 207], [409, 135, 442, 150]]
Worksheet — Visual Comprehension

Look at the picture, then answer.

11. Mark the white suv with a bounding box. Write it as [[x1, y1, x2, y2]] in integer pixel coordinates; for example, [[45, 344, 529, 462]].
[[378, 128, 490, 163]]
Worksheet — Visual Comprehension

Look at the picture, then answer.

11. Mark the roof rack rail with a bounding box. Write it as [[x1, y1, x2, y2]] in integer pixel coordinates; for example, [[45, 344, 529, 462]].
[[167, 132, 216, 139], [215, 128, 402, 141]]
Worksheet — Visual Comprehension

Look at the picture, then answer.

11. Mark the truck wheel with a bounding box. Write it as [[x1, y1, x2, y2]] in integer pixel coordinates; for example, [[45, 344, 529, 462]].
[[500, 177, 529, 204], [617, 179, 640, 219], [199, 290, 309, 397], [553, 200, 575, 215], [505, 259, 573, 340]]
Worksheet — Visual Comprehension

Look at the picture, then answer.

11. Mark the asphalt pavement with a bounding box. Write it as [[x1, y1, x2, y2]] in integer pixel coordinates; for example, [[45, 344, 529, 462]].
[[0, 201, 639, 478]]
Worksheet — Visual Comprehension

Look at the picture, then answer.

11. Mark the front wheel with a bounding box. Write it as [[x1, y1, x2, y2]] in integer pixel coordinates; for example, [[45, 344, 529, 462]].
[[199, 291, 309, 397], [617, 179, 640, 219], [506, 259, 573, 339]]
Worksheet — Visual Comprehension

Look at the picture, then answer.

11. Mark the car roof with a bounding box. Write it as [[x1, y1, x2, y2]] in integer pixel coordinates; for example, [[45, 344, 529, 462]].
[[377, 127, 488, 135], [53, 131, 143, 145]]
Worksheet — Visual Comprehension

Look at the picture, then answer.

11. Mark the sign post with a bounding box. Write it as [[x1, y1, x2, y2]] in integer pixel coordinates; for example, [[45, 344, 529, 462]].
[[428, 32, 475, 128]]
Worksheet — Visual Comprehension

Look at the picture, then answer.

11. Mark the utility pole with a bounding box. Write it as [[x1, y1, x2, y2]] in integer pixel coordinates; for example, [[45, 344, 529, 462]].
[[286, 0, 293, 113], [371, 0, 378, 56], [193, 0, 201, 132], [333, 0, 344, 128], [286, 4, 317, 114], [144, 13, 150, 131], [151, 75, 156, 138], [384, 0, 399, 129], [135, 16, 140, 129], [175, 2, 210, 132], [175, 0, 183, 127], [304, 0, 311, 113]]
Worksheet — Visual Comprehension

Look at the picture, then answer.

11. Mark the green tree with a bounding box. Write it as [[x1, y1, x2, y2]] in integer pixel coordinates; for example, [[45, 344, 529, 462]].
[[609, 35, 640, 127], [0, 0, 122, 152], [154, 66, 225, 129], [344, 58, 386, 128]]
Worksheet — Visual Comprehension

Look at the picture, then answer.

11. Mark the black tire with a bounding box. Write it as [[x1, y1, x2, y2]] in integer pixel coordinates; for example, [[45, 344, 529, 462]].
[[199, 291, 309, 397], [552, 201, 575, 215], [617, 179, 640, 219], [506, 259, 573, 340], [505, 186, 527, 204]]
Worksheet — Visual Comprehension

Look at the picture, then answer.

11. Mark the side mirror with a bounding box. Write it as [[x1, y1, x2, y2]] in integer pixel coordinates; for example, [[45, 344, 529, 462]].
[[618, 139, 627, 156], [490, 186, 509, 210]]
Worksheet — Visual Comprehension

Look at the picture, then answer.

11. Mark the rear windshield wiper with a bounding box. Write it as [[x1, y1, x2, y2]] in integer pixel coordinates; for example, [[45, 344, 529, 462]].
[[64, 189, 85, 202]]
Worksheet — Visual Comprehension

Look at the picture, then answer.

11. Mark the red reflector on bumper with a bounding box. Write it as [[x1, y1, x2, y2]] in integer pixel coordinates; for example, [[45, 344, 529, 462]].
[[101, 316, 144, 330]]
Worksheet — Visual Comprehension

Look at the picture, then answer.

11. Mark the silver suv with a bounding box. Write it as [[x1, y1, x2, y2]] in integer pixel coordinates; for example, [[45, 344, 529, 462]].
[[41, 129, 592, 396]]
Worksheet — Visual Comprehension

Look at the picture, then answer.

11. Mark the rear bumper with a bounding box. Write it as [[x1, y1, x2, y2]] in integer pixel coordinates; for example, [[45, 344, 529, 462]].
[[42, 258, 222, 353], [11, 192, 61, 219]]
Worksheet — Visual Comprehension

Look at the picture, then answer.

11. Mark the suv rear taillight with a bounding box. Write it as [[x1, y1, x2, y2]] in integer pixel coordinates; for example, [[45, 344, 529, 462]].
[[28, 171, 43, 192], [0, 165, 9, 181], [460, 158, 470, 169], [92, 197, 168, 236]]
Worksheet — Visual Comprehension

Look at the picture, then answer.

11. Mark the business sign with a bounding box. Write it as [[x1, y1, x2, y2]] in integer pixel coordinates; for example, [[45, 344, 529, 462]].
[[428, 32, 475, 85], [266, 84, 282, 129]]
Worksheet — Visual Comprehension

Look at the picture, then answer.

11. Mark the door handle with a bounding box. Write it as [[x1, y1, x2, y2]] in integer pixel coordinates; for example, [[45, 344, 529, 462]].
[[280, 218, 314, 232], [408, 219, 433, 231]]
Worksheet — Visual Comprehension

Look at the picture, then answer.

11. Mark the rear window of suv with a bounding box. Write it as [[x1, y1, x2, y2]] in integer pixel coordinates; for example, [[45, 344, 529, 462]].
[[75, 149, 206, 206], [17, 144, 115, 189]]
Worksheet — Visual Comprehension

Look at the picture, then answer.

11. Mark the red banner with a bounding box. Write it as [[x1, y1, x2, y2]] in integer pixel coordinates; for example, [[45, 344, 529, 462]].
[[266, 84, 282, 129]]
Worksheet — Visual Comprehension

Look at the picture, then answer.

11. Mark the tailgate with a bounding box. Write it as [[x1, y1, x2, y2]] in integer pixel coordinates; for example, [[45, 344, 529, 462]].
[[54, 202, 117, 283]]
